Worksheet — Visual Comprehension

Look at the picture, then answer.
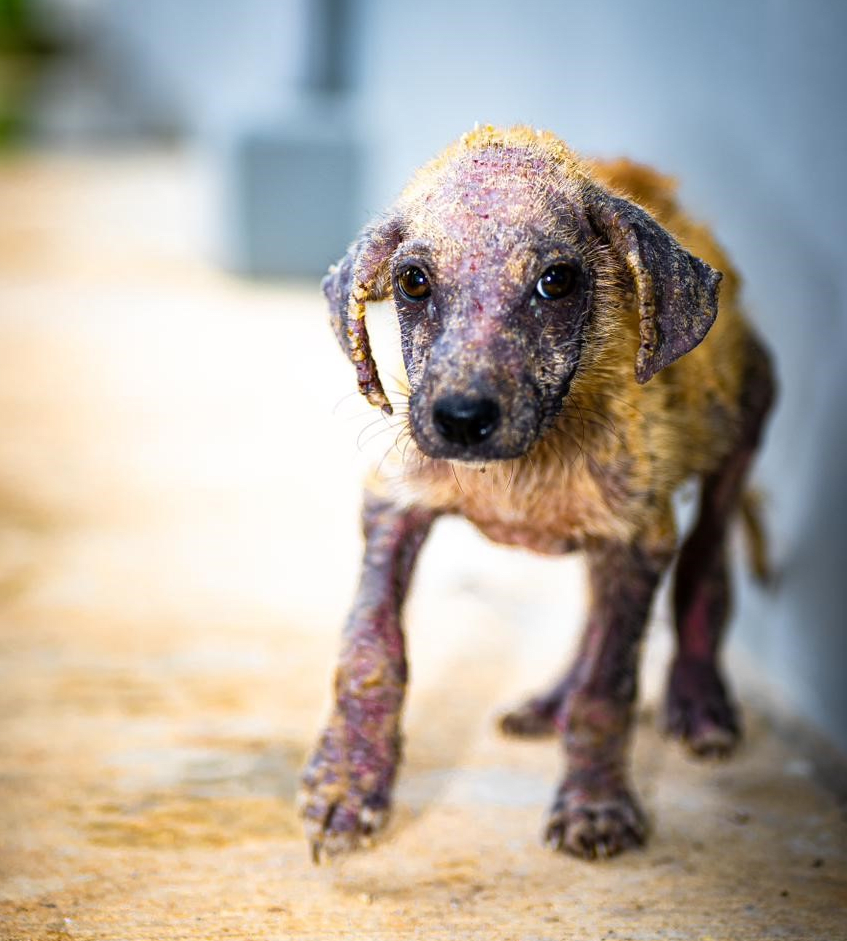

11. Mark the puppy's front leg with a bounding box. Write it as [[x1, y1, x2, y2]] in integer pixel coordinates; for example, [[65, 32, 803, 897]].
[[546, 530, 674, 859], [299, 492, 435, 861]]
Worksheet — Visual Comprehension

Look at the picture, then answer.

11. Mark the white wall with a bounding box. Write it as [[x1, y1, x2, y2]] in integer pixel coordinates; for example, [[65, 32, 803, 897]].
[[33, 0, 309, 138]]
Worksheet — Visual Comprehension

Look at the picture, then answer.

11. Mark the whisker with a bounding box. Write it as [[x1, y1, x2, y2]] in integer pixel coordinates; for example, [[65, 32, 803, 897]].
[[358, 425, 399, 452], [450, 462, 465, 495], [559, 410, 624, 448], [356, 414, 405, 451], [545, 437, 568, 474], [554, 424, 584, 470], [557, 405, 587, 471], [582, 389, 647, 420], [374, 438, 399, 478], [331, 389, 364, 415], [344, 408, 410, 426], [563, 412, 625, 447], [400, 431, 415, 464], [570, 402, 619, 434], [572, 402, 587, 460], [505, 459, 516, 491]]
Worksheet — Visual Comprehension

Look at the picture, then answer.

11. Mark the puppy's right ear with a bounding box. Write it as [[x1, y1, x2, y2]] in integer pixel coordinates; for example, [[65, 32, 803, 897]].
[[322, 216, 403, 415]]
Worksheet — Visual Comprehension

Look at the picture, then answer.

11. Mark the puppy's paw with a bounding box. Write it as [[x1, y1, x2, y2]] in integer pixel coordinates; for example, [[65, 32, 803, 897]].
[[544, 780, 646, 859], [298, 718, 399, 862], [498, 698, 558, 738], [497, 672, 578, 739], [664, 656, 741, 758]]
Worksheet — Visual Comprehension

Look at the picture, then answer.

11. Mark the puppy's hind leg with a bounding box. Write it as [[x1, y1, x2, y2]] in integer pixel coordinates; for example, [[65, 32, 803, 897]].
[[298, 492, 436, 860], [666, 341, 775, 757]]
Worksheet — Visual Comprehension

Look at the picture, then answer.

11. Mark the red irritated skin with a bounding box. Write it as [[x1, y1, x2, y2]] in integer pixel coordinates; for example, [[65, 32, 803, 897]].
[[299, 126, 775, 862], [298, 495, 434, 859]]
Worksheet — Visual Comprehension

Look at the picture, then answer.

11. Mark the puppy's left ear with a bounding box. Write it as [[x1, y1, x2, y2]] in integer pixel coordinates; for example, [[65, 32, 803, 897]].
[[322, 215, 402, 413], [585, 186, 722, 383]]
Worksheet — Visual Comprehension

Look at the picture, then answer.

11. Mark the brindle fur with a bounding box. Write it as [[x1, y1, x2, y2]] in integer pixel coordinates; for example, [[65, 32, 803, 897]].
[[298, 126, 775, 861]]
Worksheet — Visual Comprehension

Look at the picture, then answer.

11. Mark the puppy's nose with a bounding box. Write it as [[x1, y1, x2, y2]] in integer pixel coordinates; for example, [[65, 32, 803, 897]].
[[432, 395, 501, 447]]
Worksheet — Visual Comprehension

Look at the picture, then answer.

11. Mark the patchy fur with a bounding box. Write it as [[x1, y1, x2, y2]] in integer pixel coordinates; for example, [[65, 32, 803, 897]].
[[300, 126, 775, 861]]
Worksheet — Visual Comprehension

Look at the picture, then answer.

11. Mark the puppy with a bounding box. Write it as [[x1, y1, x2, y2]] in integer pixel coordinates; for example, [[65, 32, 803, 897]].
[[298, 125, 774, 861]]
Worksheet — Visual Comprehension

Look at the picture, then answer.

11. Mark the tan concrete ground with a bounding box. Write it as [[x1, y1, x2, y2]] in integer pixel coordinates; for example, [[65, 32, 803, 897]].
[[0, 153, 845, 940]]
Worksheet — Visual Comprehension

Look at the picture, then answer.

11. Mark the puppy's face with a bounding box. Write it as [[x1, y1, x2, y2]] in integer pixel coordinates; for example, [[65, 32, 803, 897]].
[[323, 126, 721, 462], [392, 150, 595, 463]]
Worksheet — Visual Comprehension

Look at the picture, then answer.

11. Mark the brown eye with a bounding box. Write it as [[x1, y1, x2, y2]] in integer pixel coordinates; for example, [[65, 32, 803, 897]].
[[536, 263, 577, 300], [397, 265, 431, 301]]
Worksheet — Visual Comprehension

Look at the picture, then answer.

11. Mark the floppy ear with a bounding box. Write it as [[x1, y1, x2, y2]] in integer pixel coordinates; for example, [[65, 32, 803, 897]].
[[322, 216, 402, 414], [585, 185, 722, 383]]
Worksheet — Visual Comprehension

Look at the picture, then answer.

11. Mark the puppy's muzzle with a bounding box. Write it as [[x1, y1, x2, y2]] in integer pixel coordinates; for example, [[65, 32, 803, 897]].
[[410, 378, 541, 462], [432, 395, 501, 448]]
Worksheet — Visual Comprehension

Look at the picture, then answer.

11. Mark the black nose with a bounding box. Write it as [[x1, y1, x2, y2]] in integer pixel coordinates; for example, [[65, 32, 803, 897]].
[[432, 395, 501, 447]]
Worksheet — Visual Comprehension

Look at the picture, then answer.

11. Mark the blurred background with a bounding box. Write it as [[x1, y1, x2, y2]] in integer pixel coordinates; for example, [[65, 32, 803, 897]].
[[1, 1, 846, 934], [1, 0, 846, 790]]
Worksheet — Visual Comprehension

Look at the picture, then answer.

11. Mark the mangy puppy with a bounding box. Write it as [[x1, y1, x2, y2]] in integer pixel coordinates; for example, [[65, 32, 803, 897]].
[[298, 125, 775, 861]]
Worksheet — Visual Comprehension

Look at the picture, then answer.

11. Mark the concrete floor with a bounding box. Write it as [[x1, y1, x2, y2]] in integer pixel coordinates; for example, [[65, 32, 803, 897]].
[[0, 153, 845, 940]]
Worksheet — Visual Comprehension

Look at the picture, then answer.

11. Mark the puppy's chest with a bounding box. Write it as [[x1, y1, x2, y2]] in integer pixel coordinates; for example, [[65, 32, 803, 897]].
[[400, 452, 639, 554]]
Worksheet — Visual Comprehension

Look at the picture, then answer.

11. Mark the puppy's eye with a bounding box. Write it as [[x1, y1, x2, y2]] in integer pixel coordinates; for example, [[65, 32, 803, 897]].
[[536, 263, 577, 300], [397, 265, 431, 301]]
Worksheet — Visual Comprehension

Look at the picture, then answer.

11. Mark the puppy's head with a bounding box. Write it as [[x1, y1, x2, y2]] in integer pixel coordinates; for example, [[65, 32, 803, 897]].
[[323, 126, 721, 463]]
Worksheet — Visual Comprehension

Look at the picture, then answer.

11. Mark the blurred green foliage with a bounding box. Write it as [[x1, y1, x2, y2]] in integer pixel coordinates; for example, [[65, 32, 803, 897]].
[[0, 0, 61, 146]]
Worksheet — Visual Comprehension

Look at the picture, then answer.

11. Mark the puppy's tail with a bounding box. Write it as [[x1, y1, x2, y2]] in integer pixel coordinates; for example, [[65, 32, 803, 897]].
[[739, 488, 773, 587]]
